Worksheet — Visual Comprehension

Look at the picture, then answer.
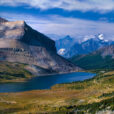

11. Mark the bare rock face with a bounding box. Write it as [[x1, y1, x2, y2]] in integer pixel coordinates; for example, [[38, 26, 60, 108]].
[[92, 45, 114, 58], [0, 17, 8, 23], [99, 45, 114, 58], [0, 19, 81, 74]]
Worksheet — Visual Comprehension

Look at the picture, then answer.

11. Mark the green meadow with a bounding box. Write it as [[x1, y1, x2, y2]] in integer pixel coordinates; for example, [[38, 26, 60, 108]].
[[0, 70, 113, 113]]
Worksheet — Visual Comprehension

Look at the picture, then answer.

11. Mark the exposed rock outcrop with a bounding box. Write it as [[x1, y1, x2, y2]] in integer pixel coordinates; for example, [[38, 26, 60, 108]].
[[0, 17, 8, 23], [97, 45, 114, 58], [0, 19, 81, 75]]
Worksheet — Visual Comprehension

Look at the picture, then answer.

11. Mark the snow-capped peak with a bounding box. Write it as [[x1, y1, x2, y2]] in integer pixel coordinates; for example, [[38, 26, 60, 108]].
[[83, 34, 105, 42], [98, 34, 104, 40], [83, 35, 95, 42], [58, 48, 66, 55]]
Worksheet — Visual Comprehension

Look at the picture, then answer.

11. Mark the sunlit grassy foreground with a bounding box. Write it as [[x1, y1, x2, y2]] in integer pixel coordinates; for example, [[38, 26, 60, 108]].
[[0, 71, 114, 113]]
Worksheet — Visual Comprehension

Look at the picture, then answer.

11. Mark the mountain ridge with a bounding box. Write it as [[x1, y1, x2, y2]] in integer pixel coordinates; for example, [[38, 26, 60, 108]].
[[56, 34, 114, 58], [0, 17, 8, 23], [70, 45, 114, 70], [0, 18, 81, 76]]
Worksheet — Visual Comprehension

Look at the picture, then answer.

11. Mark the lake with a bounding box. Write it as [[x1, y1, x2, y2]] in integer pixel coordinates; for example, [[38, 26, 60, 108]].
[[0, 72, 95, 93]]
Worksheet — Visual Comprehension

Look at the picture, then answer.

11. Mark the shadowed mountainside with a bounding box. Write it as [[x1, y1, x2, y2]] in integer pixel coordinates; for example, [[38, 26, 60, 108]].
[[0, 18, 81, 77], [0, 17, 8, 23], [70, 45, 114, 70]]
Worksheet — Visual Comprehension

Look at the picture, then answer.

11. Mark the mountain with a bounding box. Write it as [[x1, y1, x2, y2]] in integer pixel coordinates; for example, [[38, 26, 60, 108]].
[[70, 45, 114, 70], [61, 34, 113, 58], [63, 43, 85, 57], [0, 19, 81, 76], [56, 35, 76, 56], [0, 17, 8, 23], [46, 34, 64, 41], [81, 34, 110, 52]]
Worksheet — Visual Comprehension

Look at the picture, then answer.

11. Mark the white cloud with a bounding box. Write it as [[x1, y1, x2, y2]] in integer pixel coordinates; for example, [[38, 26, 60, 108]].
[[0, 12, 114, 40], [0, 0, 114, 12]]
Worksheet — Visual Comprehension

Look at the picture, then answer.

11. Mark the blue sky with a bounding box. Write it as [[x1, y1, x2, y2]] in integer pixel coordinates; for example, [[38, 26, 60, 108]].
[[0, 0, 114, 40]]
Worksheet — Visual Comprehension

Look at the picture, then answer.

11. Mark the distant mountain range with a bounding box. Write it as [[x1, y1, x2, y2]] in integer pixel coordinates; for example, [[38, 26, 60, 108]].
[[56, 34, 114, 58], [70, 45, 114, 70], [0, 17, 81, 76], [46, 34, 65, 41], [56, 35, 76, 56]]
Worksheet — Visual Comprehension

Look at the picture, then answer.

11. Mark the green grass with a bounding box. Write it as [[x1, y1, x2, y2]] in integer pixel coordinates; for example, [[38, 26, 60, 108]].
[[74, 97, 114, 114], [0, 62, 33, 82], [0, 70, 113, 113], [98, 91, 114, 98]]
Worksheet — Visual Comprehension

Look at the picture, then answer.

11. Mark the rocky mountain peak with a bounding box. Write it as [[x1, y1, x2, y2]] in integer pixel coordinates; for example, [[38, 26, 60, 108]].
[[65, 35, 72, 39], [0, 18, 81, 74], [0, 20, 56, 52], [98, 45, 114, 58], [83, 34, 105, 42], [0, 17, 8, 23], [98, 34, 104, 40]]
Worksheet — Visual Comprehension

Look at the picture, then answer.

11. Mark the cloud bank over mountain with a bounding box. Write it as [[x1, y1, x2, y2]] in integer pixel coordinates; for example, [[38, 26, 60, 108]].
[[0, 0, 114, 12], [1, 12, 114, 40], [0, 0, 114, 40]]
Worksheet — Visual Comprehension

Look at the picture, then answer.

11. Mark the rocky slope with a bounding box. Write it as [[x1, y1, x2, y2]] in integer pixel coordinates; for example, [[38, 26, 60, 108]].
[[0, 17, 8, 23], [56, 34, 114, 58], [70, 45, 114, 70], [0, 18, 81, 75], [56, 35, 76, 56]]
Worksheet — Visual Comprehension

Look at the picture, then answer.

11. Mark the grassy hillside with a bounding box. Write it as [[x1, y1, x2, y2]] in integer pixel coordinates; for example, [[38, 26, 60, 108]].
[[70, 54, 114, 70], [0, 70, 113, 113], [0, 62, 34, 82], [0, 61, 59, 83], [0, 62, 55, 82]]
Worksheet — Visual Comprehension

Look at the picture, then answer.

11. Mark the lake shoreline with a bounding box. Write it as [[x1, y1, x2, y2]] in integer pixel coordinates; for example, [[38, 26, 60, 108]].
[[0, 72, 95, 93], [0, 71, 113, 113], [0, 70, 86, 83]]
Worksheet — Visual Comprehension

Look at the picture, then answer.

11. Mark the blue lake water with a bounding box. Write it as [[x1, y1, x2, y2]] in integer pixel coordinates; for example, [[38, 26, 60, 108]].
[[0, 72, 95, 93]]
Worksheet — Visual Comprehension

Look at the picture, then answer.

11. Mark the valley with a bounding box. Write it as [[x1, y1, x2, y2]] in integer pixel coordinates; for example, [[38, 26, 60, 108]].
[[0, 17, 114, 114], [0, 70, 113, 113], [0, 18, 81, 79]]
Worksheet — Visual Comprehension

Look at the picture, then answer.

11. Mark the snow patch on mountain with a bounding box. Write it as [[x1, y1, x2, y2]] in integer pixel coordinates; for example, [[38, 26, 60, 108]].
[[83, 35, 95, 42], [98, 34, 104, 40], [58, 48, 66, 55], [83, 34, 106, 42]]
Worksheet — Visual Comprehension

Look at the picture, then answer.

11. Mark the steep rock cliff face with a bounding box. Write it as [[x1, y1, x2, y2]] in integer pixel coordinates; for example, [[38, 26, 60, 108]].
[[0, 17, 8, 23], [0, 19, 81, 74]]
